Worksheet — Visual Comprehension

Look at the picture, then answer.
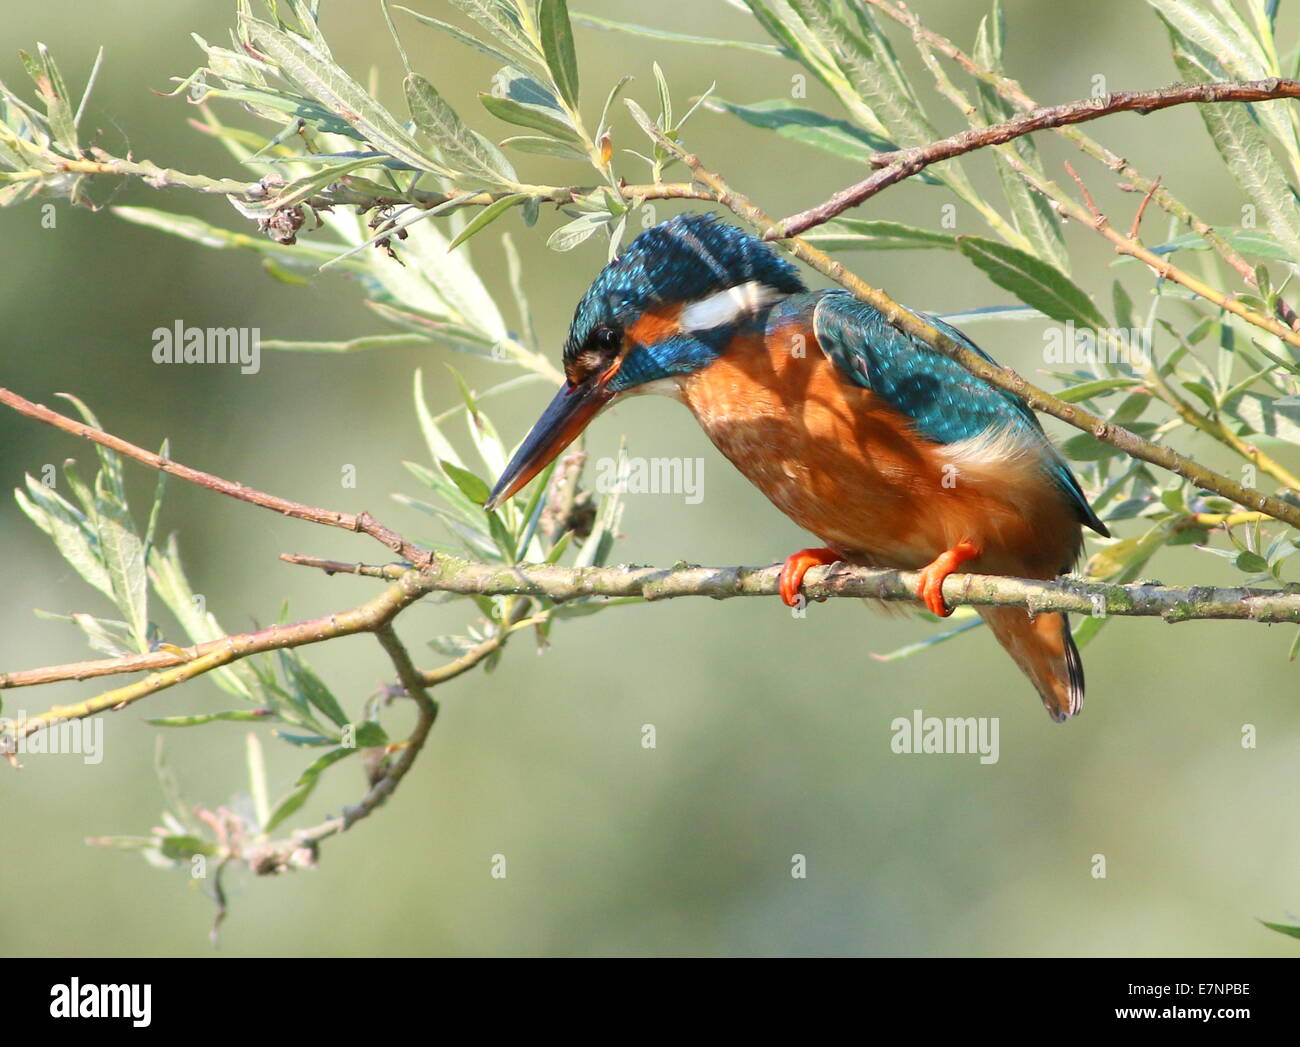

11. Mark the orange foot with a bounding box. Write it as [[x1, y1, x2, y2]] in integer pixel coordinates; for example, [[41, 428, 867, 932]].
[[778, 547, 840, 607], [915, 541, 980, 617]]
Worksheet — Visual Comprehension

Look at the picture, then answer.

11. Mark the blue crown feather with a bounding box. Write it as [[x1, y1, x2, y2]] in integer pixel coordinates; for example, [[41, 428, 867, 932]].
[[562, 212, 805, 366]]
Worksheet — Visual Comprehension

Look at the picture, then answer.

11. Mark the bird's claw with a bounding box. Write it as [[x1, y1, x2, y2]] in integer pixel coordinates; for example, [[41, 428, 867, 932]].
[[914, 541, 980, 618], [778, 547, 840, 607]]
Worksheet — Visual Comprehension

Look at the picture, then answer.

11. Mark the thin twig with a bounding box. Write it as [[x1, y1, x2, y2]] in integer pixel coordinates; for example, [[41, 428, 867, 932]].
[[771, 88, 1300, 352], [1128, 175, 1162, 241], [0, 576, 426, 747], [861, 0, 1300, 331], [240, 623, 500, 874], [0, 386, 428, 564], [397, 555, 1300, 623], [774, 78, 1300, 238], [13, 146, 712, 215]]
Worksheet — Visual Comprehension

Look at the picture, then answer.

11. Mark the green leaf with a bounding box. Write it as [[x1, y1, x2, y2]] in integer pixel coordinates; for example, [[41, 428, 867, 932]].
[[547, 211, 608, 251], [956, 236, 1106, 328], [870, 617, 983, 661], [354, 721, 389, 747], [571, 13, 785, 56], [159, 834, 217, 861], [94, 499, 149, 652], [481, 69, 581, 142], [1164, 28, 1300, 263], [1112, 279, 1136, 330], [500, 134, 588, 159], [20, 43, 77, 151], [1260, 920, 1300, 939], [273, 731, 340, 748], [263, 746, 356, 832], [396, 7, 520, 68], [1117, 228, 1296, 264], [58, 393, 125, 505], [280, 649, 350, 728], [538, 0, 580, 109], [1224, 391, 1300, 443], [430, 634, 478, 657], [404, 73, 517, 185], [704, 97, 899, 164], [441, 460, 492, 505], [787, 0, 934, 146], [447, 0, 538, 60], [1061, 432, 1127, 463], [487, 509, 518, 563], [549, 596, 646, 619], [804, 218, 955, 251], [1149, 0, 1299, 168], [448, 366, 509, 477], [142, 439, 169, 557], [481, 91, 580, 142], [260, 333, 430, 353], [971, 4, 1069, 272], [242, 17, 440, 175], [1236, 550, 1269, 573], [68, 612, 132, 657], [15, 477, 113, 599], [573, 440, 626, 568], [447, 192, 527, 250], [148, 533, 261, 704], [1148, 0, 1266, 81], [1054, 378, 1142, 403], [145, 710, 274, 726], [595, 73, 633, 138], [112, 205, 369, 272]]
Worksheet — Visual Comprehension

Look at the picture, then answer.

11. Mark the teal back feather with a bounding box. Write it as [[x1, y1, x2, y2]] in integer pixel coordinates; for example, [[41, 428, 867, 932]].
[[808, 290, 1108, 536]]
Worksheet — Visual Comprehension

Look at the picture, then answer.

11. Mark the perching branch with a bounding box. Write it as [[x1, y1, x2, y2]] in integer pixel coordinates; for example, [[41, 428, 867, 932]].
[[5, 384, 1299, 736], [279, 552, 1300, 624]]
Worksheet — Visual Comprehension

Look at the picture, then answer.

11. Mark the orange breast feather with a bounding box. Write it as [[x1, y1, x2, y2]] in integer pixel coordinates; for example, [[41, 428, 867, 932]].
[[678, 321, 1081, 579]]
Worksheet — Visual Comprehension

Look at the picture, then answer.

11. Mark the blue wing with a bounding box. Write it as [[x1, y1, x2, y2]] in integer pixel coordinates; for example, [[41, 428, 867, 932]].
[[810, 290, 1107, 536]]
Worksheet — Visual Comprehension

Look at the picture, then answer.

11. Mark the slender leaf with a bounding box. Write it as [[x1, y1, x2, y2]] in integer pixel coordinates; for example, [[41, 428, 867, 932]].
[[538, 0, 580, 109], [957, 236, 1106, 328], [263, 746, 355, 832], [804, 218, 955, 251], [572, 13, 784, 56], [405, 73, 517, 185]]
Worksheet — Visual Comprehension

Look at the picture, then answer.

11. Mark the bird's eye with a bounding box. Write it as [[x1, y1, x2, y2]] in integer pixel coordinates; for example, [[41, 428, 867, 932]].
[[593, 326, 620, 351]]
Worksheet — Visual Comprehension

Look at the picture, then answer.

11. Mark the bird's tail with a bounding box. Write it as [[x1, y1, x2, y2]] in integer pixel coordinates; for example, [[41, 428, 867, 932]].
[[976, 606, 1084, 722]]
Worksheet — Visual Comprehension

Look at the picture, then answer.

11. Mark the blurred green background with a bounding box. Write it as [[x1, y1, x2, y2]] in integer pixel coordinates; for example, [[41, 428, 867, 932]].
[[2, 0, 1298, 957]]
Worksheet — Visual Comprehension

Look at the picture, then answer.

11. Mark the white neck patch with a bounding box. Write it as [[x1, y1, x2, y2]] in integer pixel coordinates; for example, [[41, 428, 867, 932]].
[[678, 280, 784, 332]]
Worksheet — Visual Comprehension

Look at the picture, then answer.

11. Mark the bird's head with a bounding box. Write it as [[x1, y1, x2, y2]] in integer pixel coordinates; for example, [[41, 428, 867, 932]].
[[486, 212, 805, 508]]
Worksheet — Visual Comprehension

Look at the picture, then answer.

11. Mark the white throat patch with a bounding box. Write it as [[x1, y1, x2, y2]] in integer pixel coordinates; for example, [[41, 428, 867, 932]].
[[678, 280, 783, 332]]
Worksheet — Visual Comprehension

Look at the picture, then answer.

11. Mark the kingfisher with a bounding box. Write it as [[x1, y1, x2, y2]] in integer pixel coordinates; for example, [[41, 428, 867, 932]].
[[486, 213, 1109, 721]]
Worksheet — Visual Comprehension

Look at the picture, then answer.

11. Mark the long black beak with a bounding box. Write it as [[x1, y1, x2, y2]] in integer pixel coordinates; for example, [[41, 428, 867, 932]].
[[485, 374, 615, 510]]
